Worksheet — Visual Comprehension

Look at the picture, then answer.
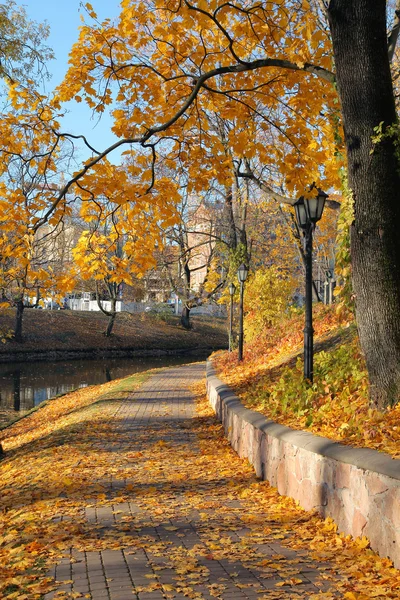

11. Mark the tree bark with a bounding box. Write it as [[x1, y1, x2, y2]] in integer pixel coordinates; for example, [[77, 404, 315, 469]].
[[14, 299, 24, 342], [223, 186, 237, 250], [328, 0, 400, 408], [180, 305, 192, 329], [105, 297, 117, 337], [96, 284, 118, 337]]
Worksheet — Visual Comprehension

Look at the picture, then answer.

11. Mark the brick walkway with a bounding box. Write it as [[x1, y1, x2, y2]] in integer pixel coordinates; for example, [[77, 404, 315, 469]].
[[44, 363, 343, 600]]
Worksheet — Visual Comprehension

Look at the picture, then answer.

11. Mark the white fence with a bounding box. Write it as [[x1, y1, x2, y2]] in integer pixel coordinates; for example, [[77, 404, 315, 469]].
[[67, 299, 123, 312], [66, 298, 226, 316]]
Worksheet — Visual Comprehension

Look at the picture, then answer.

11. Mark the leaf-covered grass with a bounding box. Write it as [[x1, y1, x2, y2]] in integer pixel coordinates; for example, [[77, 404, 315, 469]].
[[0, 309, 228, 356], [213, 305, 400, 458]]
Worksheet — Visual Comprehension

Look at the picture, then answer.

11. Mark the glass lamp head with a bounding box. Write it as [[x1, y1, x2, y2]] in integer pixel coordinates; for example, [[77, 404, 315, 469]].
[[294, 196, 308, 229], [305, 189, 328, 223], [237, 263, 249, 283]]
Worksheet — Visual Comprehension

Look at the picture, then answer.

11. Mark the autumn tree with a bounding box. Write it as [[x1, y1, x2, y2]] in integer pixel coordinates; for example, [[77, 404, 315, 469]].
[[0, 2, 60, 340], [243, 266, 295, 342], [20, 0, 396, 408], [73, 227, 125, 337], [72, 161, 177, 336], [0, 88, 76, 340], [0, 0, 53, 88], [0, 174, 76, 341]]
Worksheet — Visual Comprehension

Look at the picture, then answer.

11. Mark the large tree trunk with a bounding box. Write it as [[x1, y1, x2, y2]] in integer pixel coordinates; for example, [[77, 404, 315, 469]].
[[14, 299, 24, 343], [328, 0, 400, 408]]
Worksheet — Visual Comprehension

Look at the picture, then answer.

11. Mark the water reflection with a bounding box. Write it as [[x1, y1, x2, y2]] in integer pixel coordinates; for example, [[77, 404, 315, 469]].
[[0, 354, 205, 425]]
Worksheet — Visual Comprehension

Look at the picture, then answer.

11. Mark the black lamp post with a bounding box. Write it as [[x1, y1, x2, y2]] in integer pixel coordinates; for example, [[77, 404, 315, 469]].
[[228, 282, 236, 352], [294, 188, 328, 382], [237, 263, 249, 362]]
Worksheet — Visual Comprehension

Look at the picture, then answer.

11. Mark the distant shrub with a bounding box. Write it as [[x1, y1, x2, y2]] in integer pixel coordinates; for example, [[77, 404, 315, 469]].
[[147, 303, 175, 323]]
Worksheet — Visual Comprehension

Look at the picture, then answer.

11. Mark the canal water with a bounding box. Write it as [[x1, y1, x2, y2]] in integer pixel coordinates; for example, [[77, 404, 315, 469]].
[[0, 353, 207, 426]]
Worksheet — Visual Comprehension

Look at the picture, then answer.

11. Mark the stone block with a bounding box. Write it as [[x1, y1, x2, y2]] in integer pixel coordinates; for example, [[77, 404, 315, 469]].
[[296, 478, 324, 512], [295, 454, 303, 482], [325, 489, 343, 522], [335, 462, 352, 489], [365, 515, 398, 566], [277, 460, 287, 495], [339, 487, 354, 534], [383, 486, 400, 531], [297, 449, 314, 480], [318, 459, 336, 488], [352, 509, 367, 537], [287, 469, 300, 500], [351, 471, 370, 517], [365, 472, 390, 496], [252, 429, 264, 478]]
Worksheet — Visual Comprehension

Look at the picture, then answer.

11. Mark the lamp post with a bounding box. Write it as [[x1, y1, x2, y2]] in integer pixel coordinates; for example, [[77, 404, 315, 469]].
[[294, 188, 328, 382], [237, 263, 249, 362], [228, 282, 236, 352], [325, 270, 336, 305]]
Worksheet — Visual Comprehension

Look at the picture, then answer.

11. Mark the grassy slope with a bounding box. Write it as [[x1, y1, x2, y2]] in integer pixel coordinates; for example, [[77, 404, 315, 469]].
[[0, 309, 228, 357], [213, 305, 400, 458]]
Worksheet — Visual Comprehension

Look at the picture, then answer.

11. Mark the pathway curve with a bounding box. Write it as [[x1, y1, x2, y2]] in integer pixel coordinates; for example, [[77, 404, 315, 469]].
[[45, 363, 343, 600]]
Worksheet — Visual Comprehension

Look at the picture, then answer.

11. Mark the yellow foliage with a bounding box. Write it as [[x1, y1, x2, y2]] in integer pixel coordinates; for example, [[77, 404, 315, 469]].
[[243, 266, 296, 342], [55, 0, 343, 204]]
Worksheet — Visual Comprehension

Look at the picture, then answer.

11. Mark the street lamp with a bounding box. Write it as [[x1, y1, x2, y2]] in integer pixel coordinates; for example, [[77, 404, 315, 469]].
[[294, 188, 328, 382], [228, 282, 236, 352], [237, 263, 249, 362]]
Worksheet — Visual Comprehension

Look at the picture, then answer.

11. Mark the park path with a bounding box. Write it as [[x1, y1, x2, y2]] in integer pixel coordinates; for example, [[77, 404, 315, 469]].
[[44, 362, 343, 600]]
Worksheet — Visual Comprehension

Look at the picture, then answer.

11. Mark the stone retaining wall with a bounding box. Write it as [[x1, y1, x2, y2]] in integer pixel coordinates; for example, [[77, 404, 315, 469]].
[[206, 361, 400, 568]]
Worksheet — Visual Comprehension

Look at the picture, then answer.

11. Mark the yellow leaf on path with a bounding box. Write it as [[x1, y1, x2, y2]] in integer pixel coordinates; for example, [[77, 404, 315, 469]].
[[276, 578, 303, 586]]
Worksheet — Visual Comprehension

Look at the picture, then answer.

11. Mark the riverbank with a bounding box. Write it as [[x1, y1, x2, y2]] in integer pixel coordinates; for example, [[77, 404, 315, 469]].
[[0, 309, 227, 362], [0, 354, 208, 428]]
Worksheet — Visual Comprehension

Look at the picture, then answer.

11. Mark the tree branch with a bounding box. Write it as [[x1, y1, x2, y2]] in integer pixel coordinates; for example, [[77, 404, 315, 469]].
[[33, 53, 334, 231], [237, 160, 341, 210], [388, 0, 400, 63]]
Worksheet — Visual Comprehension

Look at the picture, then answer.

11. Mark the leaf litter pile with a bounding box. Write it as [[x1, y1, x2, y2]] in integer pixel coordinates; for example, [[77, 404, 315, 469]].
[[0, 368, 399, 599]]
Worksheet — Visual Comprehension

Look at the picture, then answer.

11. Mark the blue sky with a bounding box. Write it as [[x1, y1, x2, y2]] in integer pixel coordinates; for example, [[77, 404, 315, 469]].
[[25, 0, 122, 162]]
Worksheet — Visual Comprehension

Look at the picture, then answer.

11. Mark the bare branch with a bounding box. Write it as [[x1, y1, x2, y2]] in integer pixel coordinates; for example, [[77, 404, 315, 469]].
[[237, 160, 341, 210]]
